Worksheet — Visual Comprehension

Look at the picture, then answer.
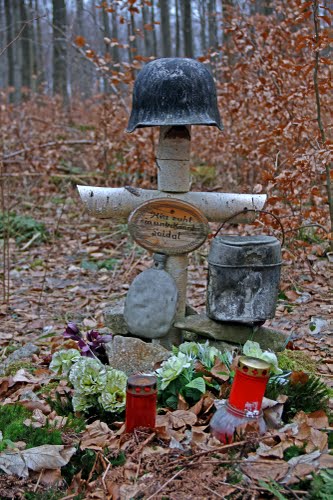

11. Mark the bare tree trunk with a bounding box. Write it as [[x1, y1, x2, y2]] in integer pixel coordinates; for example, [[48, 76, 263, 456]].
[[222, 0, 234, 66], [4, 0, 15, 102], [175, 0, 181, 56], [111, 4, 119, 64], [182, 0, 193, 58], [208, 0, 218, 50], [142, 3, 151, 57], [160, 0, 171, 57], [13, 0, 22, 102], [151, 0, 158, 57], [199, 0, 207, 54], [34, 0, 44, 90], [130, 11, 138, 57], [52, 0, 68, 103], [102, 5, 111, 92]]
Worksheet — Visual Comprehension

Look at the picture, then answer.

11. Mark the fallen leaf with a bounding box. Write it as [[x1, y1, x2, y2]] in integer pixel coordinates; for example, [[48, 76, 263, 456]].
[[169, 410, 197, 429], [241, 459, 289, 481], [177, 394, 189, 410], [262, 397, 285, 429], [294, 410, 329, 429], [0, 445, 76, 478], [80, 420, 117, 451], [31, 468, 62, 487], [319, 454, 333, 469], [211, 359, 230, 383]]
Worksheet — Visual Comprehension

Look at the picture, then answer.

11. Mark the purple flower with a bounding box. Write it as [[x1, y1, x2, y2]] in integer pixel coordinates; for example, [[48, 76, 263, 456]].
[[63, 322, 81, 341], [62, 322, 112, 363]]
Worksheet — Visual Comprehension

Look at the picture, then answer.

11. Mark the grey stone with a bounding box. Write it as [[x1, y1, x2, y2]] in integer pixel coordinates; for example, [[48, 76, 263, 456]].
[[103, 300, 129, 335], [204, 339, 238, 352], [175, 314, 289, 352], [105, 335, 170, 375], [124, 268, 178, 339], [0, 343, 40, 376], [19, 390, 42, 402]]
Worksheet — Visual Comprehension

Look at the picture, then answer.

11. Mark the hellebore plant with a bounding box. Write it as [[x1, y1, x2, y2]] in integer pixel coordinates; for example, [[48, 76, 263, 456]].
[[156, 341, 232, 409], [242, 340, 282, 375], [50, 350, 127, 414], [63, 322, 112, 364]]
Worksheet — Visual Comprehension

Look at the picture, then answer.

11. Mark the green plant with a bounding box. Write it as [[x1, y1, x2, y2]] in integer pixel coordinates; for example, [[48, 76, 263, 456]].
[[62, 448, 96, 485], [258, 479, 288, 500], [0, 212, 48, 245], [266, 374, 331, 421], [0, 404, 62, 451], [283, 444, 306, 461], [49, 352, 127, 415], [309, 469, 333, 499], [157, 341, 230, 409]]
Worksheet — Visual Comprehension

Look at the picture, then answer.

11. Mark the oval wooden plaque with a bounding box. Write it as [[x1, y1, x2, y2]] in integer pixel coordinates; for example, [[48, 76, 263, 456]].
[[128, 198, 209, 255]]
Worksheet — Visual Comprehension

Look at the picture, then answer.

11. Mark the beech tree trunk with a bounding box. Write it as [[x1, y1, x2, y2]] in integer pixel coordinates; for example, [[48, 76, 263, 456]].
[[182, 0, 193, 58], [208, 0, 218, 50], [4, 0, 15, 101], [199, 0, 207, 55], [175, 0, 181, 56], [52, 0, 68, 103], [160, 0, 171, 57]]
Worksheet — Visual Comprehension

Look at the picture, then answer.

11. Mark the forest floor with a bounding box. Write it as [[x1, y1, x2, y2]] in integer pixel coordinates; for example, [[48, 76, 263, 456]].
[[0, 181, 332, 499]]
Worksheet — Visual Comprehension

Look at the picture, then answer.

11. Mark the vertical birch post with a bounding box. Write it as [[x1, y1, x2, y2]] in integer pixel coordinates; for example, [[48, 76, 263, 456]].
[[156, 125, 191, 346]]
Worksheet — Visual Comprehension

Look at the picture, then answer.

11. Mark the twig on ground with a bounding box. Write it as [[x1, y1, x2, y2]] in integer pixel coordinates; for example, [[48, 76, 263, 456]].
[[145, 467, 185, 500], [128, 431, 156, 458], [202, 485, 225, 498], [33, 469, 44, 492]]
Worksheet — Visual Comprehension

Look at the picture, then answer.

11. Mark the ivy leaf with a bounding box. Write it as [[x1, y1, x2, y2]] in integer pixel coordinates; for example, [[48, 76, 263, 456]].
[[185, 377, 206, 394]]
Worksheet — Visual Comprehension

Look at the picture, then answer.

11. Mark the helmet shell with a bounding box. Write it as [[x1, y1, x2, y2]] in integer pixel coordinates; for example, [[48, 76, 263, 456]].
[[127, 58, 222, 132]]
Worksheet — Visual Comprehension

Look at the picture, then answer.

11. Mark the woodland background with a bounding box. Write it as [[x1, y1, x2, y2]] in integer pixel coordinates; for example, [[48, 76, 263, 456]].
[[1, 0, 332, 326], [0, 1, 332, 498], [0, 0, 332, 326]]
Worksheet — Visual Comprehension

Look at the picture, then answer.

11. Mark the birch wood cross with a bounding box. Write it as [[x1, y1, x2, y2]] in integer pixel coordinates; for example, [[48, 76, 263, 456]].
[[78, 125, 266, 347]]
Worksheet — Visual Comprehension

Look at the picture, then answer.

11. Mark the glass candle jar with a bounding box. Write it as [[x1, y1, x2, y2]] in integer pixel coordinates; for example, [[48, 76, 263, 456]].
[[210, 356, 270, 443], [125, 374, 157, 433]]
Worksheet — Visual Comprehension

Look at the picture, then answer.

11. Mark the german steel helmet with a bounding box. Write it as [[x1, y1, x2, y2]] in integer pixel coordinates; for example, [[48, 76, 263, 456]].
[[127, 58, 222, 132]]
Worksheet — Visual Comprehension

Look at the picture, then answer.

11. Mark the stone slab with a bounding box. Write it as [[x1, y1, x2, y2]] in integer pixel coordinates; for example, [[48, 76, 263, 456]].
[[175, 314, 290, 352], [105, 335, 170, 376], [0, 343, 40, 376], [103, 300, 129, 335]]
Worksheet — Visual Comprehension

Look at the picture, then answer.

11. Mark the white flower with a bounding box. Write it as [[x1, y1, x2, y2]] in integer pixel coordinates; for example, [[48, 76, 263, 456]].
[[49, 349, 81, 375], [69, 357, 107, 395], [156, 352, 193, 390], [98, 368, 127, 412], [243, 340, 282, 375]]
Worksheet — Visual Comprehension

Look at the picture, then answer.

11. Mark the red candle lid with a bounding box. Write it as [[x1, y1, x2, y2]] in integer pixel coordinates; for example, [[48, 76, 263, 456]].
[[127, 374, 157, 395], [237, 356, 270, 378]]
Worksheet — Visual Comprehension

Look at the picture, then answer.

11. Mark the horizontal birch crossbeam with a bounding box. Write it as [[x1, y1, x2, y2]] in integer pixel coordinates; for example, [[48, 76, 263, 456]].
[[77, 185, 266, 224]]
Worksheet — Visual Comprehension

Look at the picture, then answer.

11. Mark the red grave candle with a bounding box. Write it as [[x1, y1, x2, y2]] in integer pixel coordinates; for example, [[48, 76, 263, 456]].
[[125, 374, 157, 433], [210, 356, 270, 444]]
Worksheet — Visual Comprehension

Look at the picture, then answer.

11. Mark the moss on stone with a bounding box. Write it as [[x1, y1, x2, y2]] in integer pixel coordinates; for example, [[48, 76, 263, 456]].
[[277, 350, 317, 374], [5, 361, 38, 376]]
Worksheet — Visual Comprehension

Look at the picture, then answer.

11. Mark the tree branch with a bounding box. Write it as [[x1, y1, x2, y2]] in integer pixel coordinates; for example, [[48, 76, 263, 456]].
[[0, 16, 45, 57], [2, 140, 95, 161]]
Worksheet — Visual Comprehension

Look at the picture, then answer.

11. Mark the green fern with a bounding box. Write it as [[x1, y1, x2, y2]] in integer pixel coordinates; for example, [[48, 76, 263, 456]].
[[0, 212, 48, 245], [309, 469, 333, 500], [266, 374, 330, 421]]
